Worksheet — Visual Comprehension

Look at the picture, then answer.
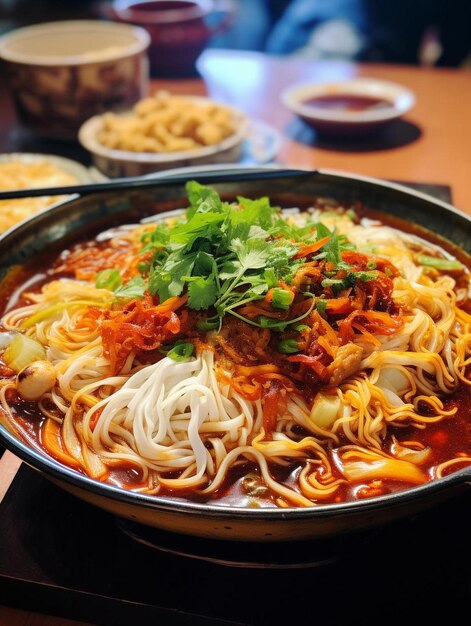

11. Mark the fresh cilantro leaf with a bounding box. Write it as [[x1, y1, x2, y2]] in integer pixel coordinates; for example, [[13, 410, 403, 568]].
[[234, 196, 275, 230], [148, 270, 171, 302], [188, 274, 218, 310], [114, 276, 146, 299], [231, 238, 271, 270], [193, 251, 215, 276], [186, 181, 222, 218], [219, 261, 240, 280], [247, 283, 268, 296], [316, 223, 332, 240], [141, 222, 170, 252], [248, 225, 270, 240], [170, 212, 225, 245]]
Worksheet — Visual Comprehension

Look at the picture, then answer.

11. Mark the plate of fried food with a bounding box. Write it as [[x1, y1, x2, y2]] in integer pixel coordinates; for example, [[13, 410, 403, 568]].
[[0, 153, 92, 234], [78, 90, 259, 178]]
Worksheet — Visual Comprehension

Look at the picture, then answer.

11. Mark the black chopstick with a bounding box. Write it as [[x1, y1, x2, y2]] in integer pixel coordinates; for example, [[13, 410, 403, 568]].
[[0, 168, 313, 201]]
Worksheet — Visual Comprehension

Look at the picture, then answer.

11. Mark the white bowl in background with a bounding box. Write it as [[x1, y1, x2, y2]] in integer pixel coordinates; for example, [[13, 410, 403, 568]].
[[282, 78, 416, 136], [78, 97, 249, 178]]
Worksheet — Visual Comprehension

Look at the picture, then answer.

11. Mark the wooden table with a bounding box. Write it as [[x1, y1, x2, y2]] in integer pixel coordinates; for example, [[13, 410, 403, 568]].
[[1, 49, 470, 626]]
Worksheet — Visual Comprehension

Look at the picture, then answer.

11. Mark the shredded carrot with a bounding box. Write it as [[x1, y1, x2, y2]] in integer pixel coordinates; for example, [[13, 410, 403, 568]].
[[351, 322, 382, 346], [325, 297, 353, 315], [294, 236, 330, 259], [291, 262, 322, 287], [338, 309, 402, 344], [231, 377, 261, 401], [237, 305, 285, 319], [53, 243, 139, 281], [287, 354, 329, 380], [317, 335, 335, 357], [256, 372, 296, 391], [318, 315, 340, 346], [262, 380, 287, 437], [98, 293, 189, 374], [237, 364, 280, 376], [42, 418, 83, 471]]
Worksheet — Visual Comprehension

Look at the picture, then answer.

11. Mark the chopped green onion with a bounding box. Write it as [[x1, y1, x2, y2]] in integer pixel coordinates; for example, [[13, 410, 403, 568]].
[[316, 299, 327, 316], [353, 270, 379, 282], [277, 339, 300, 354], [259, 316, 288, 331], [95, 269, 122, 291], [278, 338, 300, 354], [366, 260, 377, 270], [263, 268, 277, 288], [321, 278, 346, 289], [167, 342, 194, 362], [197, 319, 219, 331], [271, 288, 293, 310], [417, 254, 464, 271], [294, 324, 310, 332]]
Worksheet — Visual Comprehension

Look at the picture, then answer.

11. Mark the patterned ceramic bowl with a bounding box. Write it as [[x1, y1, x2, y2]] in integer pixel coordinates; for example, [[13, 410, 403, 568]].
[[0, 20, 150, 139]]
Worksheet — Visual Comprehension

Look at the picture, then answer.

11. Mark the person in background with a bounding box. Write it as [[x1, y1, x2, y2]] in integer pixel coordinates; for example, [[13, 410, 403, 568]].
[[264, 0, 470, 67]]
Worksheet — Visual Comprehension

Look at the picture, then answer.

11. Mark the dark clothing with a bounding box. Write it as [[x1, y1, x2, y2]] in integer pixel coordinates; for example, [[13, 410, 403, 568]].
[[265, 0, 470, 66]]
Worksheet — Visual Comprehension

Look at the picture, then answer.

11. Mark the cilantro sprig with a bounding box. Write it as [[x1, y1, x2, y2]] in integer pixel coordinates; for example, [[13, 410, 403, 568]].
[[112, 181, 372, 329]]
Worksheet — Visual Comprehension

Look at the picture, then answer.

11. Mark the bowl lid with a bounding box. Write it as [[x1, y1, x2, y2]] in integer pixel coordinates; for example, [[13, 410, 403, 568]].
[[0, 20, 150, 66]]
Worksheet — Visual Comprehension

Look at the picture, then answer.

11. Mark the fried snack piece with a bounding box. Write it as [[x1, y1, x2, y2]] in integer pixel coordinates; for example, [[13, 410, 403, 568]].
[[98, 90, 238, 154]]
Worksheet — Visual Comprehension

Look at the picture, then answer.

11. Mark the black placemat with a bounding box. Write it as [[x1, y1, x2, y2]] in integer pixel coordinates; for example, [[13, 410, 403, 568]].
[[0, 461, 470, 626]]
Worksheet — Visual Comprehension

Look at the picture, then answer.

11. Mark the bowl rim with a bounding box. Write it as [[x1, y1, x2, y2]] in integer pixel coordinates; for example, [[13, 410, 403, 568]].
[[0, 152, 92, 184], [112, 0, 213, 22], [0, 166, 470, 525], [78, 96, 249, 165], [0, 19, 151, 66], [281, 77, 416, 124]]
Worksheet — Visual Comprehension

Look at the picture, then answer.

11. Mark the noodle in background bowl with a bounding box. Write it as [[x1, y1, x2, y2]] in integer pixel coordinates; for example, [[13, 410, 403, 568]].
[[0, 168, 470, 542], [0, 152, 93, 233]]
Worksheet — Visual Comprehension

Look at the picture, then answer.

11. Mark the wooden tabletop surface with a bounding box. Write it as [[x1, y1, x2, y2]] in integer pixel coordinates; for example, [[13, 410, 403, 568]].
[[0, 48, 470, 625]]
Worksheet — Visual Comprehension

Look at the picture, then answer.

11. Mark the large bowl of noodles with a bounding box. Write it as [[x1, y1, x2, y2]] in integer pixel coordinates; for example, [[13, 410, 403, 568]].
[[0, 168, 470, 541]]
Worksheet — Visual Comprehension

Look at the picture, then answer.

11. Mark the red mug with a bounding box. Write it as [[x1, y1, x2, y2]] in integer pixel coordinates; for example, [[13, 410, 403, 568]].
[[100, 0, 235, 77]]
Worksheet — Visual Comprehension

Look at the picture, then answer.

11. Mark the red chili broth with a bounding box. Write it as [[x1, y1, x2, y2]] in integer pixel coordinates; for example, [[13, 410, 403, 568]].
[[1, 205, 471, 506]]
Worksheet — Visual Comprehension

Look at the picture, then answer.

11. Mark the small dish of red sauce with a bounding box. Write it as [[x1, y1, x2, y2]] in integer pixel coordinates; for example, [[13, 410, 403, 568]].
[[282, 78, 416, 136]]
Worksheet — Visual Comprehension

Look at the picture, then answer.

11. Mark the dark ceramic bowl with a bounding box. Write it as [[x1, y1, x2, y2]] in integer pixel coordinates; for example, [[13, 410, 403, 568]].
[[100, 0, 235, 77], [0, 168, 470, 541]]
